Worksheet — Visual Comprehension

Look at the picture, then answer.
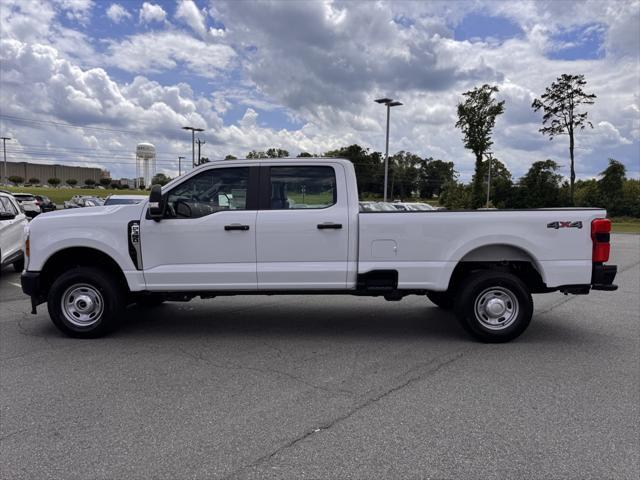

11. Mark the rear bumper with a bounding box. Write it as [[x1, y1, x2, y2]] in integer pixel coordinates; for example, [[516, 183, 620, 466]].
[[591, 264, 618, 291]]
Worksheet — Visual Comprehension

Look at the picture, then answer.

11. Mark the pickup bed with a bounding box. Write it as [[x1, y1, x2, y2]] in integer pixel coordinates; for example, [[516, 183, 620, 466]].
[[21, 158, 617, 342]]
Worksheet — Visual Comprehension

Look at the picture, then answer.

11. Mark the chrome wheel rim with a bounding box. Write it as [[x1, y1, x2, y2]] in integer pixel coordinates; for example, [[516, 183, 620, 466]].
[[474, 287, 519, 331], [61, 284, 104, 327]]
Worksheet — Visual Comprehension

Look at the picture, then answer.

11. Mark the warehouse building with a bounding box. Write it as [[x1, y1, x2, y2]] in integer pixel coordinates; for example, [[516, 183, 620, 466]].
[[5, 161, 109, 184]]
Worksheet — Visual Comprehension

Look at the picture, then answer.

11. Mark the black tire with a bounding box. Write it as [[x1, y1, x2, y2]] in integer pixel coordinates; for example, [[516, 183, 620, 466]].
[[454, 271, 533, 343], [426, 291, 455, 310], [13, 258, 24, 272], [47, 266, 125, 338], [135, 297, 166, 307]]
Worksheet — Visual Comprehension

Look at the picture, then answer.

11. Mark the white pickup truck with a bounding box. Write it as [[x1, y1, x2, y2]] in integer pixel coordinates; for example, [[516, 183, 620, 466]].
[[21, 158, 617, 342]]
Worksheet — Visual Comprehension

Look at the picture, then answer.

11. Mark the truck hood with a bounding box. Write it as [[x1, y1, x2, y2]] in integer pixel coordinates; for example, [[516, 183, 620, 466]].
[[30, 203, 145, 226]]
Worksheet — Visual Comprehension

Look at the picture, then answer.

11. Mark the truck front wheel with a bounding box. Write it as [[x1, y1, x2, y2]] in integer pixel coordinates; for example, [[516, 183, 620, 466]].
[[455, 271, 533, 343], [48, 266, 125, 338]]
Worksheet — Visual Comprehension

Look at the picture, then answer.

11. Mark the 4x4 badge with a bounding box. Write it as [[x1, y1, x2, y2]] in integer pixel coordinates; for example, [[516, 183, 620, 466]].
[[547, 221, 583, 229]]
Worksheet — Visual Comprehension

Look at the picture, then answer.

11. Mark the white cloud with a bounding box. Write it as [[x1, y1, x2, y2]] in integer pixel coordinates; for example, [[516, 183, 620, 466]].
[[55, 0, 94, 24], [175, 0, 207, 38], [139, 2, 166, 24], [106, 3, 131, 24], [0, 0, 637, 181], [104, 31, 236, 78]]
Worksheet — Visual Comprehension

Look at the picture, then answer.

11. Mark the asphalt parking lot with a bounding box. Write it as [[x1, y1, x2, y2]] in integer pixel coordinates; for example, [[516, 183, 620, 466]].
[[1, 234, 638, 479]]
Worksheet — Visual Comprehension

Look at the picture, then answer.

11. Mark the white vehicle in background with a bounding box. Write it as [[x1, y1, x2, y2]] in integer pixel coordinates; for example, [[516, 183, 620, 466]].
[[64, 195, 104, 209], [11, 193, 41, 218], [389, 202, 436, 212], [403, 202, 436, 211], [0, 192, 27, 272], [103, 194, 148, 206], [21, 158, 617, 342]]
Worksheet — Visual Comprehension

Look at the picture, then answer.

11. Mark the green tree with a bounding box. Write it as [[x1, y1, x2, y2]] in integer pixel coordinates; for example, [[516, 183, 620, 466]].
[[85, 179, 96, 186], [199, 157, 210, 164], [8, 175, 23, 184], [518, 160, 563, 208], [439, 181, 472, 209], [598, 158, 626, 216], [151, 173, 171, 186], [472, 157, 513, 208], [99, 178, 112, 187], [266, 148, 289, 158], [324, 144, 383, 197], [418, 158, 456, 199], [224, 154, 237, 160], [66, 178, 78, 186], [48, 178, 61, 187], [388, 151, 420, 200], [246, 150, 267, 159], [28, 177, 40, 184], [574, 179, 600, 207], [532, 74, 596, 205], [621, 179, 640, 217], [297, 152, 313, 158], [456, 84, 505, 208]]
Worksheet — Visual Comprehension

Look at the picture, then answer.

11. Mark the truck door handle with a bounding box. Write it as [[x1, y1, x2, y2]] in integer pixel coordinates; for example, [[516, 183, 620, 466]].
[[317, 222, 342, 230], [224, 224, 250, 231]]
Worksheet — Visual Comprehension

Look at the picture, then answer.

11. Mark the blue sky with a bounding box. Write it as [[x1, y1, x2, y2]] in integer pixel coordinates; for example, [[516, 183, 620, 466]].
[[0, 0, 638, 180]]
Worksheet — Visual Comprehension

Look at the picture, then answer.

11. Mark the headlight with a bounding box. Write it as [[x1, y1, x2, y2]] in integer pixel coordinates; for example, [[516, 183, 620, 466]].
[[23, 226, 30, 268]]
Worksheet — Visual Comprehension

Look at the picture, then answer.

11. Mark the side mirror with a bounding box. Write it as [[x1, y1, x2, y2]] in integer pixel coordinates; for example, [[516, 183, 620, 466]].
[[0, 211, 16, 221], [148, 185, 164, 221]]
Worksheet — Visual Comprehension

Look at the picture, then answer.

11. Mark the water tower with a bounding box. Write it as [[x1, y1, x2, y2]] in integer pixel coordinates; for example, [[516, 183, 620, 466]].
[[135, 143, 156, 189]]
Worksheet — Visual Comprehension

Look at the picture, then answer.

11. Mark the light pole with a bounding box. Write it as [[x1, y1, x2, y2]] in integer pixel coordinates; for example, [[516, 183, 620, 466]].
[[178, 156, 185, 176], [1, 137, 10, 185], [485, 151, 494, 208], [374, 98, 402, 202], [182, 126, 204, 169]]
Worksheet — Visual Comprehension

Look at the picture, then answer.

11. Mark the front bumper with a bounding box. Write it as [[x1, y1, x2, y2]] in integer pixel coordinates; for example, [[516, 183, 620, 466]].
[[21, 271, 41, 296], [21, 271, 44, 314], [592, 264, 618, 291]]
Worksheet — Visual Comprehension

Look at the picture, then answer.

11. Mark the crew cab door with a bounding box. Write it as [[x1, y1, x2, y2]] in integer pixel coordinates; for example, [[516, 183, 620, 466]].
[[256, 164, 349, 289], [140, 166, 259, 291]]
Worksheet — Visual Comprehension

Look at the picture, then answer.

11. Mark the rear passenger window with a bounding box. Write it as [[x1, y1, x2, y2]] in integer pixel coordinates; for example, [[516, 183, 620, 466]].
[[269, 166, 336, 209]]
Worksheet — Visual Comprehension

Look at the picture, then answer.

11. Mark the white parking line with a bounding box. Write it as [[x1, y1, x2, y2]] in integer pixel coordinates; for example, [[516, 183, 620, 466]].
[[7, 282, 21, 288]]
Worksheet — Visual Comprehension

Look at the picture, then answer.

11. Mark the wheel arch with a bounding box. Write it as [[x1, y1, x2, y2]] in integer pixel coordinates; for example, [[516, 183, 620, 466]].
[[40, 247, 130, 297], [447, 243, 548, 294]]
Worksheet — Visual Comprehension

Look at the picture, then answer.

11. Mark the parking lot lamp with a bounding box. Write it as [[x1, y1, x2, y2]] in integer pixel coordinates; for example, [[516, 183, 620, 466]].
[[374, 99, 403, 202], [1, 137, 10, 185], [182, 127, 204, 169]]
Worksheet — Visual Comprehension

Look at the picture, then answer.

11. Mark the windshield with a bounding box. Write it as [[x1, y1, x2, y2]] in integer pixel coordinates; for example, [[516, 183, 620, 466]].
[[104, 198, 144, 205], [15, 195, 35, 201]]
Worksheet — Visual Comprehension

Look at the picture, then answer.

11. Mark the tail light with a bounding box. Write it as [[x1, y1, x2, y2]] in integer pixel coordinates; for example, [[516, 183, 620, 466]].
[[591, 218, 611, 263]]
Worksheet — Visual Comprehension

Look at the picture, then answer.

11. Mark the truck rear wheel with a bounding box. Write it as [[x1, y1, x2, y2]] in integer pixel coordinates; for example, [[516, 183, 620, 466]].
[[455, 271, 533, 343], [426, 291, 454, 310], [47, 266, 125, 338]]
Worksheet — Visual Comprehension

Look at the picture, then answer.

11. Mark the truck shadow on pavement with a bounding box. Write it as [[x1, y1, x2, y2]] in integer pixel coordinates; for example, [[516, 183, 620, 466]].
[[105, 299, 595, 346], [117, 300, 466, 341]]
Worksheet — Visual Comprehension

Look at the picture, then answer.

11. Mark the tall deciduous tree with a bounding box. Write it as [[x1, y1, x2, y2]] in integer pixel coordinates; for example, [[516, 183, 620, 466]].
[[418, 158, 456, 199], [598, 158, 626, 215], [324, 144, 383, 197], [518, 160, 563, 208], [472, 158, 513, 208], [456, 84, 505, 209], [531, 74, 596, 205]]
